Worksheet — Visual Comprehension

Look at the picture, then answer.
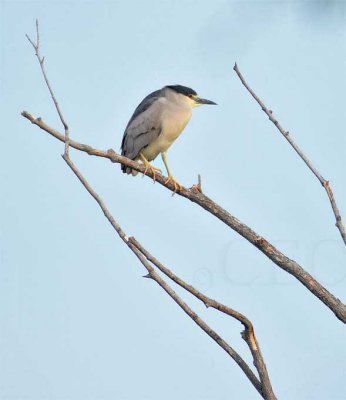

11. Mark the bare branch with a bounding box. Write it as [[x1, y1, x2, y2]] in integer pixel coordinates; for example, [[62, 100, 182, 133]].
[[233, 63, 346, 246], [21, 111, 346, 324], [129, 237, 275, 399], [63, 154, 271, 398], [24, 22, 277, 398]]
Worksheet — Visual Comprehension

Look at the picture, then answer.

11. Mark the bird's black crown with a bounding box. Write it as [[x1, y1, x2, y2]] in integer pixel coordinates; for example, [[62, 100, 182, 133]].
[[166, 85, 197, 97]]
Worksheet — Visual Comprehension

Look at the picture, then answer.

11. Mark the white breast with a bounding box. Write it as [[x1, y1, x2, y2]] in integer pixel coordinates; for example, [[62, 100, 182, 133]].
[[141, 98, 192, 161]]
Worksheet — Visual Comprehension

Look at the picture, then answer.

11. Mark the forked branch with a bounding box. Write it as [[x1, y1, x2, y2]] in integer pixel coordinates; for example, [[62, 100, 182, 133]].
[[21, 111, 346, 324], [24, 21, 277, 399], [21, 37, 346, 324], [63, 154, 274, 399], [129, 237, 274, 395]]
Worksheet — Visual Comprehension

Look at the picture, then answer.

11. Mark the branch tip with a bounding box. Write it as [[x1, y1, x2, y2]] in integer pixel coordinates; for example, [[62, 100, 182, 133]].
[[234, 63, 346, 247]]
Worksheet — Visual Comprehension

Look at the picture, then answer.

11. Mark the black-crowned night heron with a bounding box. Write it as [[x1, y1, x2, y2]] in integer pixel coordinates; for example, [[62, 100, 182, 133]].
[[121, 84, 216, 191]]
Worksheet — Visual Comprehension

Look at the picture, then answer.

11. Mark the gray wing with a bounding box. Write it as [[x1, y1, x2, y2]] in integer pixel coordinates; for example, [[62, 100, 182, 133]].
[[121, 89, 164, 164], [124, 89, 163, 130]]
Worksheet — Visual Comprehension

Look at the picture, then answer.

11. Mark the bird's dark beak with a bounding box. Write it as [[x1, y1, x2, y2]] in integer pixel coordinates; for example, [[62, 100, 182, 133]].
[[195, 97, 217, 105]]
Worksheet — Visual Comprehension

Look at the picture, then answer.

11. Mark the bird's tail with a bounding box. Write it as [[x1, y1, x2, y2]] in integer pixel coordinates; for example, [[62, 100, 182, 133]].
[[121, 159, 141, 176]]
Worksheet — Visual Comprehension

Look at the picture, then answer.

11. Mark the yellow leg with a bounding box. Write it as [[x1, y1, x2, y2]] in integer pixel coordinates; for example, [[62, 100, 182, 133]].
[[139, 153, 161, 182], [161, 152, 182, 193]]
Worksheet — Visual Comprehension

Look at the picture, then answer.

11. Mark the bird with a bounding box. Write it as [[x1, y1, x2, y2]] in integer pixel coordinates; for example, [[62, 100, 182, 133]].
[[120, 84, 216, 192]]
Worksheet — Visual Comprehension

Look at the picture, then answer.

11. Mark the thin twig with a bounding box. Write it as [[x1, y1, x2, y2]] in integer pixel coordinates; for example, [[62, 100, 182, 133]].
[[26, 20, 70, 156], [21, 111, 346, 324], [233, 62, 346, 246]]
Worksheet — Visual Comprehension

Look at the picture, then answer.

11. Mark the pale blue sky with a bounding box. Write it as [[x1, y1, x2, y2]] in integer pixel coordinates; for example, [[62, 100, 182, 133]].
[[1, 1, 346, 399]]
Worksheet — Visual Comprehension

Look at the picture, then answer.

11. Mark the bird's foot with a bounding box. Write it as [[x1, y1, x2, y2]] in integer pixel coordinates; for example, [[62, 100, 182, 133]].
[[142, 162, 162, 182], [164, 175, 182, 193]]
